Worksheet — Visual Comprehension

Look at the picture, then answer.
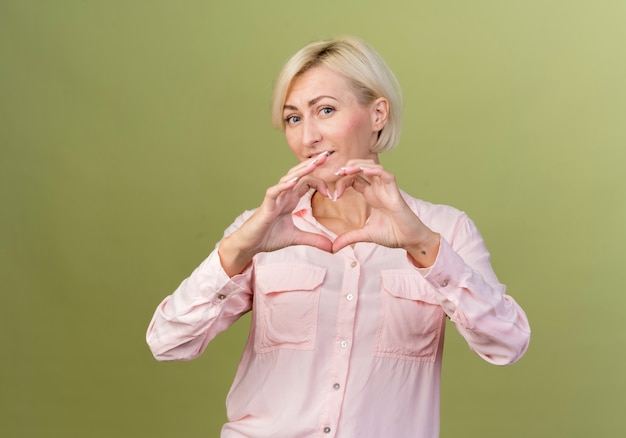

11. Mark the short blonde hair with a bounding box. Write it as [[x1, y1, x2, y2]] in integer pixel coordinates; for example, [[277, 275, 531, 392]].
[[271, 36, 403, 153]]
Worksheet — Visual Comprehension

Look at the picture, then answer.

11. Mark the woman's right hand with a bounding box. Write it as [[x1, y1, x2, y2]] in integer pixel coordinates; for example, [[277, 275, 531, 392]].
[[218, 151, 334, 276]]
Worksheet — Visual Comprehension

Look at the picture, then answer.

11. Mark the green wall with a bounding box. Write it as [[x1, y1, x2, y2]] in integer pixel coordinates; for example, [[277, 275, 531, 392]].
[[2, 1, 625, 436]]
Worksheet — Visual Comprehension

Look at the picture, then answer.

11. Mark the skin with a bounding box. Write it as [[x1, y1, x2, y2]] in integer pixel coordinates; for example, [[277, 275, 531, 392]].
[[218, 67, 440, 277]]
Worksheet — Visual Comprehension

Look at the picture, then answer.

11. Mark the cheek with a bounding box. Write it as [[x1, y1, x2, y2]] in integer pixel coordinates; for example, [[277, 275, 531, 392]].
[[284, 131, 301, 156], [339, 115, 374, 146], [344, 109, 372, 132], [322, 120, 355, 143]]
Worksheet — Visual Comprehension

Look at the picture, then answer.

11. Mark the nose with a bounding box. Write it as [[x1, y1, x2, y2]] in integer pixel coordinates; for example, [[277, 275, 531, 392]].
[[302, 118, 322, 147]]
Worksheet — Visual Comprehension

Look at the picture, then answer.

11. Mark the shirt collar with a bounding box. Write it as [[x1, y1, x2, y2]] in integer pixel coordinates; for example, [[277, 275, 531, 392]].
[[291, 189, 329, 235], [292, 188, 316, 219]]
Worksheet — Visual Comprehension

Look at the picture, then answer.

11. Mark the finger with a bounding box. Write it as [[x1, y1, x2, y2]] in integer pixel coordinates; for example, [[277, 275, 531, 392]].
[[351, 175, 372, 193], [293, 175, 331, 198], [332, 174, 356, 200], [332, 229, 372, 253], [358, 165, 396, 184], [279, 151, 331, 183], [341, 158, 380, 169], [292, 231, 333, 253], [333, 172, 371, 199], [264, 176, 301, 201], [336, 160, 381, 173], [337, 160, 398, 183], [267, 152, 331, 200], [336, 164, 392, 183]]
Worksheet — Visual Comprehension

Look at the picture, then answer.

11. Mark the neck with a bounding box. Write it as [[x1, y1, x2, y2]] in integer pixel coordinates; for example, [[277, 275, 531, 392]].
[[312, 188, 370, 233]]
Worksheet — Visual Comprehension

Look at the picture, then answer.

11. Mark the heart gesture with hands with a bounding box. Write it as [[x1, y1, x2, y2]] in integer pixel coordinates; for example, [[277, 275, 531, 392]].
[[218, 153, 440, 277]]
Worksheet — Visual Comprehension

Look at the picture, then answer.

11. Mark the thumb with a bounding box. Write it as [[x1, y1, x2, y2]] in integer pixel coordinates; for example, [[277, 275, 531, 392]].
[[293, 231, 333, 253], [332, 229, 371, 253]]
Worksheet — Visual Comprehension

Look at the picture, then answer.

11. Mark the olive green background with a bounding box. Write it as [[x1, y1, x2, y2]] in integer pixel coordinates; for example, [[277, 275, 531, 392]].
[[2, 1, 624, 437]]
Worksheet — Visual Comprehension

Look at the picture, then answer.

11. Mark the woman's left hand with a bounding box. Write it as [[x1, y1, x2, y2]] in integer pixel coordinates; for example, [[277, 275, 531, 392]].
[[331, 160, 440, 267]]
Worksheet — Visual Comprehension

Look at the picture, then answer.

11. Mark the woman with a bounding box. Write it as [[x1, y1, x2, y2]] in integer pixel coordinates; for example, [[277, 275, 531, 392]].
[[147, 36, 530, 438]]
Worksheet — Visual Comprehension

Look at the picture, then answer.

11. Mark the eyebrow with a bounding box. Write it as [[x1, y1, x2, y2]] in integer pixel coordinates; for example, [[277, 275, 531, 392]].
[[283, 95, 338, 112]]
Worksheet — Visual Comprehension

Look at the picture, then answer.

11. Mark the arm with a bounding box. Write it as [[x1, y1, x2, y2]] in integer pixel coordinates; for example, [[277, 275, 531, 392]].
[[147, 152, 335, 361], [330, 162, 529, 365], [146, 214, 256, 361], [422, 214, 530, 365]]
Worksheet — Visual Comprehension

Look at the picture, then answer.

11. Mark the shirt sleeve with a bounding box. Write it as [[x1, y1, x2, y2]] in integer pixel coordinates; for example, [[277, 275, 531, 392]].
[[146, 213, 255, 362], [423, 213, 531, 366]]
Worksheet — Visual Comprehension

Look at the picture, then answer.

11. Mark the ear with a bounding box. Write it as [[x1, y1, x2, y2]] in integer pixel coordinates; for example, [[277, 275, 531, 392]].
[[371, 97, 389, 132]]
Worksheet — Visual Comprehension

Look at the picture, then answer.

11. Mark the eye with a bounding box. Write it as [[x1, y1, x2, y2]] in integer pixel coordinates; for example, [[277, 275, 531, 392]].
[[285, 115, 301, 125], [320, 107, 334, 116]]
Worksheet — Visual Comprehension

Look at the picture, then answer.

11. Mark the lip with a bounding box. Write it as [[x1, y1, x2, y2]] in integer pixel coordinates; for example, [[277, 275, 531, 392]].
[[308, 150, 334, 159]]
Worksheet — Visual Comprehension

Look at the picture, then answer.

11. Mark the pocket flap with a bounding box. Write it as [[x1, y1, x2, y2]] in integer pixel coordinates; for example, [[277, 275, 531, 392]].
[[257, 263, 326, 294], [381, 270, 441, 304]]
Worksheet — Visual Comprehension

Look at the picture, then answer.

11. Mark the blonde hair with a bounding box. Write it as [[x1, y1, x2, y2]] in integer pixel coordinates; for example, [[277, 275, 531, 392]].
[[271, 36, 403, 153]]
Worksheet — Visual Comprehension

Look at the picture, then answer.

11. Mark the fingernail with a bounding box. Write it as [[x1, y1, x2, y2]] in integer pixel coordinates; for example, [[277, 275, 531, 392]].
[[332, 190, 338, 201], [334, 167, 346, 176], [313, 151, 330, 164], [288, 176, 299, 183]]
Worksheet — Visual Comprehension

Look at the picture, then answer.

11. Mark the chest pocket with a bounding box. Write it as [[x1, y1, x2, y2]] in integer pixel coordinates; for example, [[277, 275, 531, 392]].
[[254, 263, 326, 353], [375, 271, 445, 362]]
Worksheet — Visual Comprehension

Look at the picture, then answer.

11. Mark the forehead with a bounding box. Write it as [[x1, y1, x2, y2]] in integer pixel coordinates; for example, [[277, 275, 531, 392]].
[[285, 67, 353, 104]]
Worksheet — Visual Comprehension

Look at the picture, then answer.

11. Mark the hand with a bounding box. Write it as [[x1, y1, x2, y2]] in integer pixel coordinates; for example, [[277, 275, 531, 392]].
[[218, 151, 334, 276], [331, 160, 440, 267]]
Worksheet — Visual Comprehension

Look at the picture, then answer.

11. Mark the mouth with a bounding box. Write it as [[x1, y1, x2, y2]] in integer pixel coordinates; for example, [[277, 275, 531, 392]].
[[308, 150, 335, 159]]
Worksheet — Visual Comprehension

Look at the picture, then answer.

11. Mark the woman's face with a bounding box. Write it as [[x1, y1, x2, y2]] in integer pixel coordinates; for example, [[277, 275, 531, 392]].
[[282, 67, 387, 182]]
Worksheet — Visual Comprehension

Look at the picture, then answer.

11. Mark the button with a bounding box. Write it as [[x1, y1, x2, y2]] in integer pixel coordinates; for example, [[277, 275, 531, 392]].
[[333, 383, 340, 390], [340, 340, 348, 348], [350, 261, 357, 268], [217, 294, 226, 300], [323, 427, 331, 433], [346, 293, 354, 301], [441, 279, 449, 287]]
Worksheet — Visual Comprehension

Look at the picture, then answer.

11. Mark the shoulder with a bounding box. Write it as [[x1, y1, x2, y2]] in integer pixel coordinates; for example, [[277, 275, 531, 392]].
[[400, 189, 467, 219], [401, 192, 482, 252], [399, 189, 474, 237]]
